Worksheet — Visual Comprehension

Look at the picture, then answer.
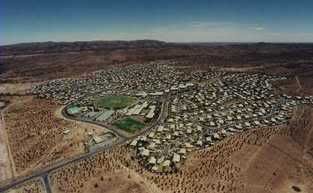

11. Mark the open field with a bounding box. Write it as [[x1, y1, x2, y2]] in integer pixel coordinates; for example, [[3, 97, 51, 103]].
[[114, 117, 145, 133], [95, 96, 136, 110]]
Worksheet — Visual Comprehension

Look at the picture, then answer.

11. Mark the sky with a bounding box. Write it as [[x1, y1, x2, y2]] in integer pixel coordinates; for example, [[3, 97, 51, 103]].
[[1, 0, 313, 45]]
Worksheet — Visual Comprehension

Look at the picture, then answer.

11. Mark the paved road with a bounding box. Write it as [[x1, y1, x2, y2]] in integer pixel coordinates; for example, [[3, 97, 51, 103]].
[[43, 175, 52, 193], [0, 140, 117, 192], [0, 99, 167, 193]]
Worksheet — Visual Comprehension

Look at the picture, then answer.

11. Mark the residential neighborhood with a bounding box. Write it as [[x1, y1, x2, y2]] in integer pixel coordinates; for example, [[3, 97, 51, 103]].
[[31, 61, 313, 173]]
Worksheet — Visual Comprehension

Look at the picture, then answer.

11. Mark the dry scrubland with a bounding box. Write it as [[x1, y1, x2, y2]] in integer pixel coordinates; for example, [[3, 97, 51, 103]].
[[1, 42, 313, 193], [1, 42, 313, 89], [50, 106, 313, 193], [4, 178, 45, 193], [50, 145, 164, 193], [0, 83, 33, 96], [4, 97, 89, 174], [274, 76, 313, 96]]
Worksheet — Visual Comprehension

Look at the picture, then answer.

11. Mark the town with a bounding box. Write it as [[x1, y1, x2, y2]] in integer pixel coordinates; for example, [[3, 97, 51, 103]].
[[32, 61, 313, 173]]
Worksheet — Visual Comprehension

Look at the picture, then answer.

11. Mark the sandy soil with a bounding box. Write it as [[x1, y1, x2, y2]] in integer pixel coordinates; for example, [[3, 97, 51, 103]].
[[82, 170, 164, 193], [4, 178, 45, 193], [233, 135, 313, 193], [3, 96, 98, 175], [0, 83, 34, 95], [0, 104, 14, 182]]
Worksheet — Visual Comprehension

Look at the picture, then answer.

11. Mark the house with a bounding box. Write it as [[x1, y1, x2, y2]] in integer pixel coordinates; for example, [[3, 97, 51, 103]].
[[213, 133, 220, 140], [148, 156, 157, 165], [141, 148, 150, 157], [63, 129, 71, 135], [178, 148, 186, 155], [173, 153, 180, 162], [162, 160, 171, 168], [130, 140, 138, 147]]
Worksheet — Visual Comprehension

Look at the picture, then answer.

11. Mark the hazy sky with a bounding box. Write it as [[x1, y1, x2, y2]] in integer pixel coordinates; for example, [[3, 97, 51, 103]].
[[1, 0, 313, 45]]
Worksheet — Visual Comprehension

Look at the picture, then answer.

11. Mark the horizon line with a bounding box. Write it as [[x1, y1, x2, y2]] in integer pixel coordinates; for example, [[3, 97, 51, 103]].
[[2, 39, 313, 47]]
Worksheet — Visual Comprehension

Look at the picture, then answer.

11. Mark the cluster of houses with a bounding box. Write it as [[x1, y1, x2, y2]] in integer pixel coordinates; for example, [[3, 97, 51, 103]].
[[31, 61, 313, 173], [32, 61, 183, 104], [129, 72, 313, 173]]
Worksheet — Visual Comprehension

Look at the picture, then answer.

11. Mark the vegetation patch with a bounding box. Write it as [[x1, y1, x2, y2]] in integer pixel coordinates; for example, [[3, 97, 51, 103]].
[[94, 96, 136, 110], [114, 117, 145, 133], [291, 186, 301, 192]]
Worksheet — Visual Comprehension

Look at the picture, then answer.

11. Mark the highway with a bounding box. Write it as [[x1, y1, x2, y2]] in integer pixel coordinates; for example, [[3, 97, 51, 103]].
[[0, 99, 168, 193]]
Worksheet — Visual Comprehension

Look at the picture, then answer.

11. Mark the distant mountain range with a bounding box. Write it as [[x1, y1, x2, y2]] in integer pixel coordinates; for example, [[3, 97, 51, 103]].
[[1, 40, 313, 57], [0, 40, 170, 56]]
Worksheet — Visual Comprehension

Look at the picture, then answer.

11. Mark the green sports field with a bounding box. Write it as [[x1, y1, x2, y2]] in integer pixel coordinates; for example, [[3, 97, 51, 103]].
[[94, 95, 136, 110], [114, 117, 145, 133]]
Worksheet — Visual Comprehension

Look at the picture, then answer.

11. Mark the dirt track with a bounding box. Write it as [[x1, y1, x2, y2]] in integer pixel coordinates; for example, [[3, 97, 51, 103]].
[[0, 107, 13, 182]]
